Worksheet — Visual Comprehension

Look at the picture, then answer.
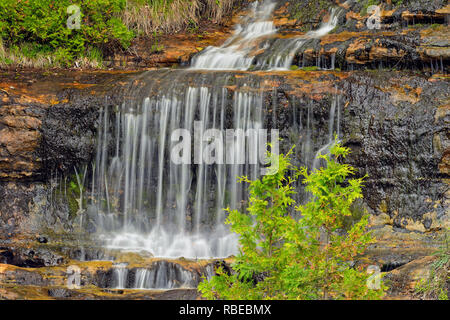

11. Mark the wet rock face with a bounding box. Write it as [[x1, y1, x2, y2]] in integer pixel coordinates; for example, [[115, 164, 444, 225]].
[[0, 70, 448, 238], [0, 246, 64, 268], [0, 182, 49, 236], [338, 73, 449, 231], [258, 71, 448, 234], [0, 266, 49, 287], [0, 257, 206, 300], [0, 71, 134, 181], [0, 71, 134, 236], [0, 104, 45, 180], [41, 95, 100, 175]]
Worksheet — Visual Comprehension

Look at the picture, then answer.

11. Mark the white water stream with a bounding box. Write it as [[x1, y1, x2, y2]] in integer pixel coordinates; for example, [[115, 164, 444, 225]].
[[90, 0, 343, 260]]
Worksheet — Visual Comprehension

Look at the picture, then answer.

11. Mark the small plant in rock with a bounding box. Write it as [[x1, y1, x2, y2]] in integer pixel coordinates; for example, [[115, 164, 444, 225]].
[[415, 230, 449, 300]]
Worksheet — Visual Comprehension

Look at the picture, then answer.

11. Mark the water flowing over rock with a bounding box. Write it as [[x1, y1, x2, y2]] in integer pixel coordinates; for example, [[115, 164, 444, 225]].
[[190, 0, 278, 70], [190, 0, 343, 71], [88, 1, 348, 259], [0, 0, 448, 299], [254, 7, 342, 70]]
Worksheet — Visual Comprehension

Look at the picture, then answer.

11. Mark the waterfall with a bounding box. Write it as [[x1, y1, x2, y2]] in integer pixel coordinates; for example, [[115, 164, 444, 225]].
[[312, 94, 341, 170], [191, 1, 342, 71], [109, 261, 215, 290], [113, 263, 128, 289], [90, 0, 344, 259], [133, 262, 197, 289], [190, 0, 277, 70], [255, 8, 342, 70], [92, 71, 272, 258]]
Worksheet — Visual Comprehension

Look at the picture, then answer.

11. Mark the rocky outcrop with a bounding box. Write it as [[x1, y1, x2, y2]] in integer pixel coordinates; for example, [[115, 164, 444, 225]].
[[0, 261, 203, 300], [262, 1, 450, 71], [0, 70, 447, 242], [0, 0, 448, 300], [0, 71, 135, 237], [104, 0, 450, 71], [0, 252, 215, 300], [339, 72, 449, 233]]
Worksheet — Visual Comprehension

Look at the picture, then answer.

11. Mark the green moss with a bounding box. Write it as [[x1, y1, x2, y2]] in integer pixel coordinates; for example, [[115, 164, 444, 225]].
[[359, 0, 380, 16], [300, 66, 319, 71], [289, 0, 331, 32], [359, 0, 404, 16]]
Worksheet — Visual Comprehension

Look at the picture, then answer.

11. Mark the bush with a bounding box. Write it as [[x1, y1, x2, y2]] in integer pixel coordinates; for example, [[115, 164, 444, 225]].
[[0, 0, 134, 65], [199, 141, 386, 300], [0, 0, 241, 67]]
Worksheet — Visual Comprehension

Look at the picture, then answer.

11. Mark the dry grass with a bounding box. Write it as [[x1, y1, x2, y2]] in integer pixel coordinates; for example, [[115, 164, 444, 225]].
[[122, 0, 239, 36], [0, 39, 60, 69], [202, 0, 237, 23], [0, 38, 103, 69]]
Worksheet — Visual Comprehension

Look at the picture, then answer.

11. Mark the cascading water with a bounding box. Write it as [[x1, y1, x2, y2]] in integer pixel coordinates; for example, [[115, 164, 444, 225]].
[[312, 93, 341, 170], [109, 261, 215, 290], [190, 0, 277, 70], [133, 261, 202, 290], [254, 8, 342, 70], [92, 72, 272, 258], [113, 263, 129, 289], [89, 0, 344, 260], [190, 1, 342, 71]]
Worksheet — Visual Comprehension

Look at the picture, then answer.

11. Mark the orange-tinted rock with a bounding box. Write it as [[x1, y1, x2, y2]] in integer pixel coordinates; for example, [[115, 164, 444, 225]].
[[0, 105, 43, 179]]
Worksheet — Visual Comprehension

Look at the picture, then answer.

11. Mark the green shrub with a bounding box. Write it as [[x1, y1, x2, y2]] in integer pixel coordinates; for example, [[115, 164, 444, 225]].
[[199, 141, 386, 300], [0, 0, 133, 65]]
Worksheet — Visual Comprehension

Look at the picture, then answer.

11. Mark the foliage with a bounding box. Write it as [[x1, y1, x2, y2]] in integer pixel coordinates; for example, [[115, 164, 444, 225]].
[[0, 0, 133, 66], [199, 141, 386, 300], [0, 0, 240, 67], [358, 0, 404, 16], [415, 230, 449, 300]]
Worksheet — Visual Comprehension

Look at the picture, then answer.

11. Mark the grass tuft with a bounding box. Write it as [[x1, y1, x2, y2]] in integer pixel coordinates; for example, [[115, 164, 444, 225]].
[[122, 0, 238, 36]]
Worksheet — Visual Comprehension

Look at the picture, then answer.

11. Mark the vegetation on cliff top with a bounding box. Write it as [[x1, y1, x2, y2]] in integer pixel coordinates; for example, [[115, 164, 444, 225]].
[[0, 0, 240, 68], [199, 141, 386, 299]]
